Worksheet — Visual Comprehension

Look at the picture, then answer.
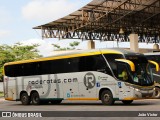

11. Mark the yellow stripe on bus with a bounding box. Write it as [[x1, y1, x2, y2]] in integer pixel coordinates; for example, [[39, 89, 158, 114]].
[[67, 98, 99, 101], [5, 98, 13, 101], [4, 50, 122, 66], [115, 59, 135, 71], [148, 60, 159, 71], [123, 97, 144, 100], [4, 52, 100, 65]]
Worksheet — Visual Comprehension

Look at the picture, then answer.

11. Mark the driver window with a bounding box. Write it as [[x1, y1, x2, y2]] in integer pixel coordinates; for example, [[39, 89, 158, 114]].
[[117, 63, 128, 81]]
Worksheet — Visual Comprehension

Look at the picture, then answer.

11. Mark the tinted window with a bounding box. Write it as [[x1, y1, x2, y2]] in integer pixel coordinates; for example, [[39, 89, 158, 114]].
[[126, 55, 148, 63], [104, 54, 124, 75], [5, 55, 112, 77], [66, 58, 79, 73], [23, 62, 40, 76], [79, 56, 98, 71], [5, 65, 16, 77], [117, 63, 133, 82], [145, 55, 160, 68], [79, 55, 112, 75], [50, 59, 65, 74]]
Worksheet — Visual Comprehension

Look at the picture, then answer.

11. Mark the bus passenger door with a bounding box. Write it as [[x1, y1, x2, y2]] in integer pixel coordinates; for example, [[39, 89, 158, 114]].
[[116, 63, 133, 99]]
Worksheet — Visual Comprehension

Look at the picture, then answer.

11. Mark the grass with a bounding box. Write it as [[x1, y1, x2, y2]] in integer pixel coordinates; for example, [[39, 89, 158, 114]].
[[0, 91, 4, 97]]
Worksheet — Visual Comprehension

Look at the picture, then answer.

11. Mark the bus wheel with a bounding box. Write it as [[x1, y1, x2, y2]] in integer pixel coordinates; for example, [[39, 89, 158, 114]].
[[155, 87, 160, 99], [20, 92, 30, 105], [50, 100, 62, 104], [122, 100, 133, 105], [31, 92, 40, 105], [101, 90, 114, 105]]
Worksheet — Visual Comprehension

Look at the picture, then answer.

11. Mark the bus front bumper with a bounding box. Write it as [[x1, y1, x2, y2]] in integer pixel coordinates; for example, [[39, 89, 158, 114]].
[[134, 88, 155, 99]]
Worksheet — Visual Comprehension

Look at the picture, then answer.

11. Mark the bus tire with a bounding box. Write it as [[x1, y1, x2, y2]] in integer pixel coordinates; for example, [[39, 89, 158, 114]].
[[122, 100, 133, 105], [31, 92, 40, 105], [20, 92, 30, 105], [155, 87, 160, 99], [101, 90, 114, 105], [50, 100, 62, 104]]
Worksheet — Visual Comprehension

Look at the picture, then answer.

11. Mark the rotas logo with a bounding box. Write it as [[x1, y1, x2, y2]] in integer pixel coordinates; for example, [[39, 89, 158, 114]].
[[84, 72, 96, 89]]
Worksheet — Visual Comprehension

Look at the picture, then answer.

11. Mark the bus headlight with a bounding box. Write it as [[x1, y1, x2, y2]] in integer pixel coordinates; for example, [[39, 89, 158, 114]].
[[135, 88, 140, 92]]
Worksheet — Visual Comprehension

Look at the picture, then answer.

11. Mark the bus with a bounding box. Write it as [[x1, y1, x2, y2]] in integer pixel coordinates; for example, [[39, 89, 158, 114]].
[[3, 49, 159, 105], [144, 52, 160, 98]]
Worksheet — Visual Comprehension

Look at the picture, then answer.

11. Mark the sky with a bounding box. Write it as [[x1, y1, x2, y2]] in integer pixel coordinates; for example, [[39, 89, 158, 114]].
[[0, 0, 155, 56]]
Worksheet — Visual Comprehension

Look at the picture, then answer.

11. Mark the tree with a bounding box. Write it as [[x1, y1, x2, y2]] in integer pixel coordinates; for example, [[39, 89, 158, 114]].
[[0, 43, 42, 81], [52, 41, 80, 51]]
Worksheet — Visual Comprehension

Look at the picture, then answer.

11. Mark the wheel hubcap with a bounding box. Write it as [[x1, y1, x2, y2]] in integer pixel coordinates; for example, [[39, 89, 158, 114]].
[[22, 96, 27, 102], [155, 90, 159, 97], [35, 96, 38, 101], [104, 94, 110, 102], [33, 95, 39, 103]]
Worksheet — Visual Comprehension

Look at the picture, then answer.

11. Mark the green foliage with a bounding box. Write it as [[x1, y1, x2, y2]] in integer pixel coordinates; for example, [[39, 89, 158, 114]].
[[0, 91, 4, 97], [52, 44, 60, 49], [52, 41, 80, 51], [69, 41, 80, 47], [0, 43, 42, 81]]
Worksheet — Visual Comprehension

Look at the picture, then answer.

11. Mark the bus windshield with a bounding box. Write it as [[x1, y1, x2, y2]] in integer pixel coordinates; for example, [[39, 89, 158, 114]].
[[125, 55, 154, 86]]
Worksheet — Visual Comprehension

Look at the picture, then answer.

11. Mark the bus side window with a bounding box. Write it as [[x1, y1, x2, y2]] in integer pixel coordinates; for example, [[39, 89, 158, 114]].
[[85, 56, 96, 71], [66, 58, 79, 73], [40, 61, 51, 74], [16, 64, 24, 77], [22, 62, 41, 76], [94, 55, 112, 76], [78, 55, 112, 76], [79, 56, 96, 72], [50, 59, 67, 74], [79, 56, 96, 71], [104, 54, 124, 77], [5, 65, 16, 77], [79, 57, 86, 71]]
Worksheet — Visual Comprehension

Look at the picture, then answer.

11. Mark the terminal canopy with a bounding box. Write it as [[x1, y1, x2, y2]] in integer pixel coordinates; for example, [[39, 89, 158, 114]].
[[34, 0, 160, 43]]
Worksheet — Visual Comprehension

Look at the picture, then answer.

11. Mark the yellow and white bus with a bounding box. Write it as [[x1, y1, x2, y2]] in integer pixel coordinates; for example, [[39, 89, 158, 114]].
[[3, 49, 159, 105], [144, 52, 160, 98]]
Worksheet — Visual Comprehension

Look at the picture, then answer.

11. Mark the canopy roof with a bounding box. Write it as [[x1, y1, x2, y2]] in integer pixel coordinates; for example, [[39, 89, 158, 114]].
[[34, 0, 160, 43]]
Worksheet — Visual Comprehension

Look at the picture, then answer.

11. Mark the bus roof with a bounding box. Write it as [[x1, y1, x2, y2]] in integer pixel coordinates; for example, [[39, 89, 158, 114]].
[[4, 48, 141, 66], [44, 48, 137, 58]]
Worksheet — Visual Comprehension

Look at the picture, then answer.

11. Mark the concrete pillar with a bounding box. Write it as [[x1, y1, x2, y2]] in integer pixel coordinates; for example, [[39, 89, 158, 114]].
[[88, 40, 95, 49], [153, 44, 159, 50], [129, 33, 139, 52]]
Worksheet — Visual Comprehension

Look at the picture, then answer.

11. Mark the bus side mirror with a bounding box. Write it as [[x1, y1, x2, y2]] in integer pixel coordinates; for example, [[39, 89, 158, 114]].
[[115, 59, 135, 72], [148, 60, 159, 72]]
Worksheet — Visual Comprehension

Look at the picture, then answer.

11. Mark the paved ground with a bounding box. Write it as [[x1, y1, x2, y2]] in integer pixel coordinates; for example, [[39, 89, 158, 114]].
[[0, 83, 159, 119], [0, 99, 160, 111], [0, 99, 160, 120]]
